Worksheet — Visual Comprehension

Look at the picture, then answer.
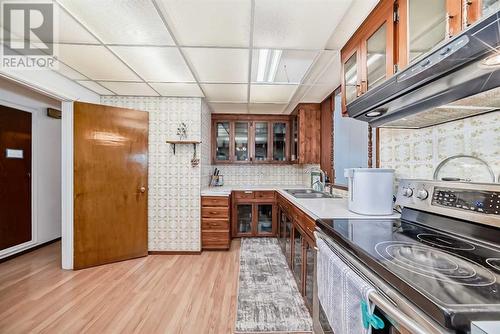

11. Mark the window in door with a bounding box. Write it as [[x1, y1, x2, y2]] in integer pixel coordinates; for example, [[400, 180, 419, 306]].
[[215, 121, 230, 161], [235, 122, 249, 161], [254, 122, 269, 161], [408, 0, 446, 62], [366, 23, 387, 90], [272, 122, 287, 161]]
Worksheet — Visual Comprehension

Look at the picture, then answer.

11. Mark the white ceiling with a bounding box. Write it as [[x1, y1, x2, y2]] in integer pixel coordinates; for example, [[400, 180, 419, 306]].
[[46, 0, 379, 113]]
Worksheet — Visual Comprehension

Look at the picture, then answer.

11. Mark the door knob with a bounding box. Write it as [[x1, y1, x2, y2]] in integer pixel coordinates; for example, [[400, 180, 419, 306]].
[[139, 186, 146, 193]]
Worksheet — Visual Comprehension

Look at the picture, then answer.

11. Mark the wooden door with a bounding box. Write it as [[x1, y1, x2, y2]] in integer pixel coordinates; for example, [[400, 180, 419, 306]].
[[0, 105, 32, 250], [73, 102, 148, 269]]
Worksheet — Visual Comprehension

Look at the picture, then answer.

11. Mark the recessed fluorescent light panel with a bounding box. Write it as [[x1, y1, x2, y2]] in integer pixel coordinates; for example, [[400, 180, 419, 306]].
[[256, 49, 282, 83]]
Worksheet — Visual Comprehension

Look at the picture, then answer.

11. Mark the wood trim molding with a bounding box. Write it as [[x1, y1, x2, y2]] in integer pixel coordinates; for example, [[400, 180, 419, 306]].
[[148, 250, 202, 255], [211, 114, 290, 121]]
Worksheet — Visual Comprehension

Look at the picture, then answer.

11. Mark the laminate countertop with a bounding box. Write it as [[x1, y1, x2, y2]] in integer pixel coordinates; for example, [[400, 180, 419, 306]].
[[201, 185, 400, 220]]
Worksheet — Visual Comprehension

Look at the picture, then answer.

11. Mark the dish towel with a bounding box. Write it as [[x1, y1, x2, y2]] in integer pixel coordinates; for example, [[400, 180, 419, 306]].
[[316, 235, 378, 334]]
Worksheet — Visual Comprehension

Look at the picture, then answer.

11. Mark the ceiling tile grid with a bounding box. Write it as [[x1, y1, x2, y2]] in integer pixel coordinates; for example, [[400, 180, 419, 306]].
[[47, 0, 366, 113]]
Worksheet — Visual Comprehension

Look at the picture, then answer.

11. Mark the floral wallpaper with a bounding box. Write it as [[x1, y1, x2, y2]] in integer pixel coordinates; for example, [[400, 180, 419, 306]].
[[379, 111, 500, 183], [101, 96, 203, 252]]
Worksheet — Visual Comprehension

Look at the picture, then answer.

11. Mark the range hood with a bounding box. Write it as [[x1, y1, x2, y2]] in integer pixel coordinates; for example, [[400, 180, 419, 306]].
[[347, 11, 500, 129]]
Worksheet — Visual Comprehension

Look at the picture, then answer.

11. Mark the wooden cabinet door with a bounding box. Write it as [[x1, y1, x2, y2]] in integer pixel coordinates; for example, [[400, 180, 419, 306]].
[[303, 237, 316, 312], [256, 203, 274, 236], [213, 120, 231, 163], [233, 203, 253, 237], [465, 0, 500, 26], [73, 102, 148, 270], [397, 0, 462, 70], [292, 224, 303, 293], [341, 45, 361, 114]]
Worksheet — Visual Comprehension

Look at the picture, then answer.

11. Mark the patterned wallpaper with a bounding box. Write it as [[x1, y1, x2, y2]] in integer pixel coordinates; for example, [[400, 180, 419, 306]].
[[379, 111, 500, 182], [211, 164, 319, 186], [200, 100, 213, 187], [101, 96, 203, 252]]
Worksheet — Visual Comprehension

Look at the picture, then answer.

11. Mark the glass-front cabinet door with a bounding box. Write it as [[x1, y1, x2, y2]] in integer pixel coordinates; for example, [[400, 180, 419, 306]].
[[272, 122, 287, 161], [236, 204, 253, 236], [254, 122, 269, 162], [215, 121, 230, 162], [466, 0, 500, 26], [303, 239, 315, 311], [285, 219, 292, 267], [291, 116, 298, 162], [407, 0, 447, 63], [234, 122, 249, 162], [343, 51, 359, 107], [366, 23, 387, 90], [293, 225, 303, 293], [257, 204, 273, 235]]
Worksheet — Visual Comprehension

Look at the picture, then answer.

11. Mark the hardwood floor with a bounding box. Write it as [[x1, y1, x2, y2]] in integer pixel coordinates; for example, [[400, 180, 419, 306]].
[[0, 241, 240, 334]]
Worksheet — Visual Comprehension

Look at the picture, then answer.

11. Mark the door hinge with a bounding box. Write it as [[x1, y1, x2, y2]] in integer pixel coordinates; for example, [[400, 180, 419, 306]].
[[393, 64, 399, 73], [393, 5, 399, 23]]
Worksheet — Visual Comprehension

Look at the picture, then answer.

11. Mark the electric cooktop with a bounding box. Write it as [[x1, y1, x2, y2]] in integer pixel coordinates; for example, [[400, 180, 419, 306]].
[[316, 180, 500, 332]]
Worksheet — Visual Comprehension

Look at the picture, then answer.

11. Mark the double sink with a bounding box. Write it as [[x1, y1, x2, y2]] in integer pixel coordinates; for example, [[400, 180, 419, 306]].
[[284, 189, 342, 199]]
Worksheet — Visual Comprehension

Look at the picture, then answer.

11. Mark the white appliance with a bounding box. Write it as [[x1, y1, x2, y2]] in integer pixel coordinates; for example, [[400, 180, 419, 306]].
[[344, 168, 395, 215]]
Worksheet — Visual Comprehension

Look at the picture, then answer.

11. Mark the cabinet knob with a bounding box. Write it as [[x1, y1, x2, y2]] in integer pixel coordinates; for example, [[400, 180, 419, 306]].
[[139, 186, 146, 193]]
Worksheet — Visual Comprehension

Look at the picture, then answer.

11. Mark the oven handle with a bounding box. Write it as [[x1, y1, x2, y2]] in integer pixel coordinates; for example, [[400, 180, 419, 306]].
[[368, 291, 428, 334], [314, 231, 430, 334]]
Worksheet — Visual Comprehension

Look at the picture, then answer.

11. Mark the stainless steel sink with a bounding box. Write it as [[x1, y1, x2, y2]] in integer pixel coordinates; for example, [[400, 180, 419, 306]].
[[284, 189, 341, 199]]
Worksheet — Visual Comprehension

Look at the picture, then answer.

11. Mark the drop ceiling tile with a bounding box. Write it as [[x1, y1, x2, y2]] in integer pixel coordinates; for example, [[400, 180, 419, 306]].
[[57, 7, 99, 44], [57, 44, 139, 81], [77, 80, 115, 95], [183, 48, 249, 83], [248, 103, 287, 114], [150, 83, 204, 97], [201, 84, 247, 102], [209, 103, 248, 113], [251, 49, 318, 84], [250, 84, 298, 103], [302, 50, 338, 85], [301, 84, 335, 102], [58, 0, 174, 45], [110, 46, 194, 82], [157, 0, 251, 47], [253, 0, 352, 49], [54, 62, 87, 80], [98, 82, 159, 96]]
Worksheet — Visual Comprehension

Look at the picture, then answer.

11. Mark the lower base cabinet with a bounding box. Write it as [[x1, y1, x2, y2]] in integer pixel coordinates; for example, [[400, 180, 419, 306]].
[[201, 196, 231, 250], [278, 194, 317, 313], [232, 191, 277, 237]]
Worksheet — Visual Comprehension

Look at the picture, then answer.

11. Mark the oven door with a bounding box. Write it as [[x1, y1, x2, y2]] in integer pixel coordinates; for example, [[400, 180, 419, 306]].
[[313, 229, 451, 334]]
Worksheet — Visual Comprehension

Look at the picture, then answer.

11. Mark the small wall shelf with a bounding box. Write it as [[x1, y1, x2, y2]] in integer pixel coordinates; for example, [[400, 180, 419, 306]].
[[166, 140, 201, 155]]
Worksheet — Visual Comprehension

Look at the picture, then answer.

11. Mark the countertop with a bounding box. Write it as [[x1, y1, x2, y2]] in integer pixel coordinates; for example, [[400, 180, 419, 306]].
[[201, 185, 400, 221]]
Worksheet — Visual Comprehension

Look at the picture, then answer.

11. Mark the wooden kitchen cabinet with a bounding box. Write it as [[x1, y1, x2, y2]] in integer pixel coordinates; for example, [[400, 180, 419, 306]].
[[277, 193, 317, 311], [340, 0, 485, 114], [232, 191, 277, 237], [201, 196, 231, 250], [212, 114, 290, 164], [291, 104, 321, 164]]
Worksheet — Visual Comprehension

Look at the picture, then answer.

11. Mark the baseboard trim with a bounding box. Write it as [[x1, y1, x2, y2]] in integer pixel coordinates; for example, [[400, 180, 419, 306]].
[[0, 237, 61, 263], [148, 250, 202, 255]]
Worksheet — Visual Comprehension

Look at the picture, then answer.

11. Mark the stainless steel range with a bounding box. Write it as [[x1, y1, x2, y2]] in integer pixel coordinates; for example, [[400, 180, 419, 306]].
[[315, 179, 500, 333]]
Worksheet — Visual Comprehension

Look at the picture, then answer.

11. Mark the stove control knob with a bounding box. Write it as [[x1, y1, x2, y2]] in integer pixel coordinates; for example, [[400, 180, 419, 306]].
[[402, 188, 413, 197], [416, 189, 429, 200]]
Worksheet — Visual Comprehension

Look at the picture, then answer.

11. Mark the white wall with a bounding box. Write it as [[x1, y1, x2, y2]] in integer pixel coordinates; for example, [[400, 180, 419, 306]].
[[0, 78, 62, 259]]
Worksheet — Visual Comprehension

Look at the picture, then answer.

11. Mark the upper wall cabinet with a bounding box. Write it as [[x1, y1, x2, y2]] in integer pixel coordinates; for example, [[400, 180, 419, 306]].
[[341, 0, 499, 113], [212, 115, 291, 164], [341, 0, 394, 113], [291, 104, 321, 165]]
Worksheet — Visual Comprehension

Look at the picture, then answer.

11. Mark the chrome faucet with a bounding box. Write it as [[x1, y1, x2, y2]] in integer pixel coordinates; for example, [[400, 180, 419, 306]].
[[305, 167, 327, 192]]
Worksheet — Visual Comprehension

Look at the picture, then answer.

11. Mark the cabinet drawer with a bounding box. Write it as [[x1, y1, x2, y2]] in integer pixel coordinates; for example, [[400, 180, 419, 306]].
[[201, 196, 229, 207], [255, 191, 275, 200], [234, 191, 255, 199], [202, 231, 230, 249], [202, 219, 229, 230], [202, 206, 229, 218]]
